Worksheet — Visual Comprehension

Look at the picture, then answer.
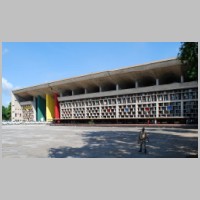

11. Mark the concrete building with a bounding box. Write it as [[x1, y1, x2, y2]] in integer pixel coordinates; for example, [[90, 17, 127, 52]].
[[11, 58, 198, 124]]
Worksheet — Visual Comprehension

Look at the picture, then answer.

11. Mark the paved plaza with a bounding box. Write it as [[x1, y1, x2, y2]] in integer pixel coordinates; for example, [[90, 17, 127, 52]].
[[1, 125, 198, 158]]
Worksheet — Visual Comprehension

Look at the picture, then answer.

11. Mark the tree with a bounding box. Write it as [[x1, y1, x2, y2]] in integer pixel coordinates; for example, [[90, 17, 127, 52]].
[[177, 42, 198, 81], [2, 106, 7, 120], [2, 102, 11, 120], [6, 102, 11, 120]]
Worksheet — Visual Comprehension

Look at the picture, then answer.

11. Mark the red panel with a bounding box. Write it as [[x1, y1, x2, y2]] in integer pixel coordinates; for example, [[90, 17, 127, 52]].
[[54, 93, 60, 119]]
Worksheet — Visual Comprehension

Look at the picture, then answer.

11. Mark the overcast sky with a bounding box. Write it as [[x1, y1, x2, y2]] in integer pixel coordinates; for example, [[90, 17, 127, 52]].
[[2, 42, 181, 106]]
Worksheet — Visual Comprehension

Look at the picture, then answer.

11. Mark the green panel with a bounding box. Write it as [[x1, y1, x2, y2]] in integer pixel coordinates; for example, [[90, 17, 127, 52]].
[[37, 96, 46, 121]]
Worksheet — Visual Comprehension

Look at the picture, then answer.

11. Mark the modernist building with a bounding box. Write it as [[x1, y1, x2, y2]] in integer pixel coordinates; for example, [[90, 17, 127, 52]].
[[11, 58, 198, 124]]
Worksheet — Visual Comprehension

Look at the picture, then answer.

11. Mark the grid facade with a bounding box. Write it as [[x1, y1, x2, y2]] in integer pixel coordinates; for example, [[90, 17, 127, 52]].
[[21, 104, 35, 121], [59, 88, 198, 120]]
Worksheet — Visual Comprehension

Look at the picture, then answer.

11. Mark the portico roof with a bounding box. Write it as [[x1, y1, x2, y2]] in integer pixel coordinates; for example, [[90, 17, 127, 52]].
[[12, 58, 187, 98]]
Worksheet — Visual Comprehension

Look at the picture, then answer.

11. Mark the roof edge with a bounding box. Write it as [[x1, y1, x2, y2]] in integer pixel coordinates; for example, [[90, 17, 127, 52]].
[[12, 58, 179, 93]]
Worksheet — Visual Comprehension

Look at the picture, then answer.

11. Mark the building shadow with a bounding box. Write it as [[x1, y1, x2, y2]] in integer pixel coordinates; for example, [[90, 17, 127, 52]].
[[48, 130, 198, 158], [147, 128, 198, 133]]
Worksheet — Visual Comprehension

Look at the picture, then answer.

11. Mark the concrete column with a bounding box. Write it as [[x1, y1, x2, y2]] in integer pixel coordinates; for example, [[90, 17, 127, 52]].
[[37, 96, 46, 121], [181, 75, 184, 83], [85, 88, 87, 94], [116, 84, 119, 90], [116, 96, 119, 118], [156, 94, 159, 118], [181, 92, 184, 117], [84, 101, 87, 118], [46, 94, 55, 121], [54, 93, 60, 119], [156, 78, 159, 86], [33, 97, 37, 121], [60, 102, 62, 119], [99, 86, 102, 92], [72, 90, 74, 96], [59, 92, 63, 97], [71, 104, 74, 119], [135, 96, 138, 118], [99, 105, 102, 118], [135, 81, 138, 88]]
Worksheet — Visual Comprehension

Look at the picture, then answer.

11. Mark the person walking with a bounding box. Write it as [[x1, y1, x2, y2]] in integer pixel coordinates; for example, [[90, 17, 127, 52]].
[[138, 127, 149, 154]]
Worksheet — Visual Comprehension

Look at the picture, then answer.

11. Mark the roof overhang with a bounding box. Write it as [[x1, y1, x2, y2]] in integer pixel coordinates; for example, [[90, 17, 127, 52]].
[[12, 58, 187, 98]]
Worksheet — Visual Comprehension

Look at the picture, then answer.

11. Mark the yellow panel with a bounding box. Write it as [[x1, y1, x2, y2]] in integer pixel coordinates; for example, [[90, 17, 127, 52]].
[[46, 94, 55, 121]]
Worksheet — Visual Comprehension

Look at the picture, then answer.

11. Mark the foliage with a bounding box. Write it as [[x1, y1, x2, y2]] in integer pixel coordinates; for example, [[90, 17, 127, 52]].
[[177, 42, 198, 81], [2, 106, 7, 120], [2, 102, 11, 120]]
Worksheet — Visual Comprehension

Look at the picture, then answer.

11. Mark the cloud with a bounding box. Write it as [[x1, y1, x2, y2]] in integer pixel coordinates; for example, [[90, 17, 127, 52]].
[[2, 77, 20, 93], [2, 78, 20, 106], [2, 77, 19, 94], [2, 77, 14, 91]]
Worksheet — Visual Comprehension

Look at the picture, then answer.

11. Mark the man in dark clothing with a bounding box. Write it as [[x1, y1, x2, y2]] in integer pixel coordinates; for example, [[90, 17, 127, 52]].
[[138, 127, 149, 154]]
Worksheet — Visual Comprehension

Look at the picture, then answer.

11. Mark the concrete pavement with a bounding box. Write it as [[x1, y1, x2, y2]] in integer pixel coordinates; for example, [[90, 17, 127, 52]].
[[1, 125, 198, 158]]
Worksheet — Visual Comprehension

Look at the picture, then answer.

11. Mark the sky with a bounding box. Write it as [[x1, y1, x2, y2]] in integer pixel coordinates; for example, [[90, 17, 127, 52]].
[[2, 42, 181, 106]]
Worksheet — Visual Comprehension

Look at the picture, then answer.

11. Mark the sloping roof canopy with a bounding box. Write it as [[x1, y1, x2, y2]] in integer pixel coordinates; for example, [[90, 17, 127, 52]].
[[13, 58, 187, 98]]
